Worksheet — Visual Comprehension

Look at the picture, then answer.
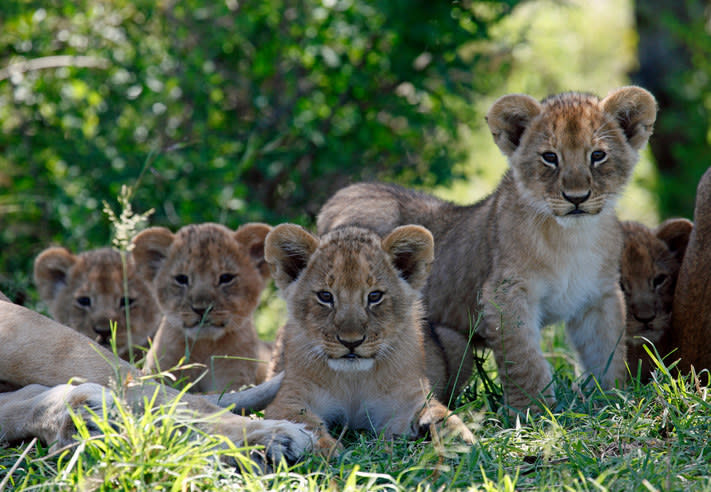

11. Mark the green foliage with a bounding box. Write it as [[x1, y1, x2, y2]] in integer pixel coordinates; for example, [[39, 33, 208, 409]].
[[0, 0, 522, 300]]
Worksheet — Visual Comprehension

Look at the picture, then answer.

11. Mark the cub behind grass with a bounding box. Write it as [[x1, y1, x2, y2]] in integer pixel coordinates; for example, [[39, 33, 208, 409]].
[[132, 222, 274, 393], [318, 87, 658, 411], [620, 218, 692, 381], [264, 224, 474, 456], [34, 246, 161, 360]]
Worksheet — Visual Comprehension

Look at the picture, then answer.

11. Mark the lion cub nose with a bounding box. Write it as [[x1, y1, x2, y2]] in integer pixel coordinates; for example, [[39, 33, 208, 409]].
[[562, 190, 591, 206], [337, 334, 366, 352]]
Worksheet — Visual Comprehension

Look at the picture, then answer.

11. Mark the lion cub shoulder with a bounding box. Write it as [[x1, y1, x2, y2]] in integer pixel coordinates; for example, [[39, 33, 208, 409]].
[[620, 218, 692, 380], [132, 222, 273, 392], [34, 246, 161, 360], [263, 224, 473, 456]]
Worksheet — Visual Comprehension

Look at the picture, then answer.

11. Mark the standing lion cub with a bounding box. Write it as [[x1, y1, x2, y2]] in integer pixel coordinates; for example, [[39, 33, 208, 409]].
[[318, 87, 658, 411], [264, 224, 474, 456], [132, 222, 274, 392]]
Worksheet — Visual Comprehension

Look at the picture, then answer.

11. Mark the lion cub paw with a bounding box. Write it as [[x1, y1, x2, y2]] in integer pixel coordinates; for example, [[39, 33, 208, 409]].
[[243, 419, 315, 464], [440, 414, 475, 444]]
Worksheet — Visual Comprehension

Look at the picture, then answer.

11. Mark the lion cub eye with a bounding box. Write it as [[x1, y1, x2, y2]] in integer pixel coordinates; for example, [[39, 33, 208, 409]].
[[590, 150, 607, 166], [175, 274, 189, 286], [119, 297, 135, 308], [541, 152, 558, 167], [652, 274, 669, 289], [316, 290, 334, 305], [218, 273, 236, 285], [76, 296, 91, 308], [367, 290, 384, 305]]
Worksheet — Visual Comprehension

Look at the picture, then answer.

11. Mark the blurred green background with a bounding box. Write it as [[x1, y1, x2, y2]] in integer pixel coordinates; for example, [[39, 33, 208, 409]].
[[1, 0, 709, 310]]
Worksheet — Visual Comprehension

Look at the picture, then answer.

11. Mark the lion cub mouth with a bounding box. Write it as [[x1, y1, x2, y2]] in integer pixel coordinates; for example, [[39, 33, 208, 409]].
[[327, 354, 375, 372]]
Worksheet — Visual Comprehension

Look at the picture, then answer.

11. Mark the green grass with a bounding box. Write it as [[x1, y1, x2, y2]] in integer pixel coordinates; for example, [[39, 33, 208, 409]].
[[2, 333, 711, 491]]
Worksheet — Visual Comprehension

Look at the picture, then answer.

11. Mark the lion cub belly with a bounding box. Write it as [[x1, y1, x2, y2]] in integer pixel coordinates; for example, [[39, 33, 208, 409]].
[[308, 376, 419, 437]]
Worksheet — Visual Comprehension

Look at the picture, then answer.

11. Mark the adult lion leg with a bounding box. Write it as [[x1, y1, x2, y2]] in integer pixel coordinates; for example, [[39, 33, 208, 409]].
[[567, 290, 628, 390], [0, 383, 111, 451], [0, 302, 313, 461]]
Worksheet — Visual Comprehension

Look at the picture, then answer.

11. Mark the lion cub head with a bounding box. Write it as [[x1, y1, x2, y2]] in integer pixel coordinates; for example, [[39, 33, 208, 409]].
[[266, 224, 433, 372], [33, 247, 161, 359], [131, 222, 271, 342], [486, 86, 657, 226], [620, 218, 692, 378]]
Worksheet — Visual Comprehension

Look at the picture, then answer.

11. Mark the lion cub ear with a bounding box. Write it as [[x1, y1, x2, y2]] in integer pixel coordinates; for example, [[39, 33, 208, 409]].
[[601, 86, 657, 151], [33, 247, 78, 302], [655, 218, 693, 261], [265, 224, 319, 291], [486, 94, 542, 156], [131, 227, 175, 282], [234, 223, 272, 281], [382, 225, 434, 291]]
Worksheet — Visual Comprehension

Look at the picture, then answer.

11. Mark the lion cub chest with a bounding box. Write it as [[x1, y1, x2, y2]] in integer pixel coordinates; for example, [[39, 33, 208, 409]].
[[521, 221, 617, 325], [305, 372, 421, 437]]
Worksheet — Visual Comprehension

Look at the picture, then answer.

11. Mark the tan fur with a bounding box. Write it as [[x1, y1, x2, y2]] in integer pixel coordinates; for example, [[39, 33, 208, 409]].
[[0, 299, 313, 459], [318, 87, 657, 411], [33, 247, 161, 360], [620, 219, 692, 381], [132, 222, 274, 393], [672, 167, 711, 372], [263, 224, 474, 456]]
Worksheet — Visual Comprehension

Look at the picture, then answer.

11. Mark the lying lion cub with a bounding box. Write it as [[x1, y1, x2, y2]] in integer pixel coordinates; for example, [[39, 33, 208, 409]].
[[263, 224, 474, 456], [318, 86, 658, 411], [133, 222, 274, 392], [620, 218, 692, 381], [0, 295, 312, 460], [34, 246, 161, 360]]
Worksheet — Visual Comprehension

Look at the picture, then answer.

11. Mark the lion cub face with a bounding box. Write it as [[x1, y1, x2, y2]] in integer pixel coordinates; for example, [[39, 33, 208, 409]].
[[131, 222, 271, 341], [487, 88, 657, 226], [266, 225, 433, 373], [621, 219, 692, 348], [34, 247, 161, 358]]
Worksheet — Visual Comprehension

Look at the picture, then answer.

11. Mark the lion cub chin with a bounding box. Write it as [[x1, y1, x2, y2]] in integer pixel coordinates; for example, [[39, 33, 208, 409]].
[[132, 222, 274, 392], [263, 224, 474, 457], [318, 86, 658, 411]]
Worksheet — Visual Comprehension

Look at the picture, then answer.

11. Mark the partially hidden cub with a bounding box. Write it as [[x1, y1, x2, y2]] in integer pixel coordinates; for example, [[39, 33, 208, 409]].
[[264, 224, 474, 456], [132, 222, 273, 392], [34, 247, 161, 360], [318, 87, 658, 411], [620, 219, 692, 381]]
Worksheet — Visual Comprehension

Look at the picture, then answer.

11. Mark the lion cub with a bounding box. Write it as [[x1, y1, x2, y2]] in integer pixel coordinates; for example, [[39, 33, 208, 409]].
[[132, 222, 274, 392], [34, 247, 161, 360], [263, 224, 474, 456], [621, 219, 692, 381], [318, 87, 658, 411]]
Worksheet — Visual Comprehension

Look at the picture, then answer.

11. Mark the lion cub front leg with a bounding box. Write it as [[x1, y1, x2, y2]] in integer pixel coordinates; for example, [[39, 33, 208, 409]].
[[567, 289, 628, 390], [482, 280, 554, 412]]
